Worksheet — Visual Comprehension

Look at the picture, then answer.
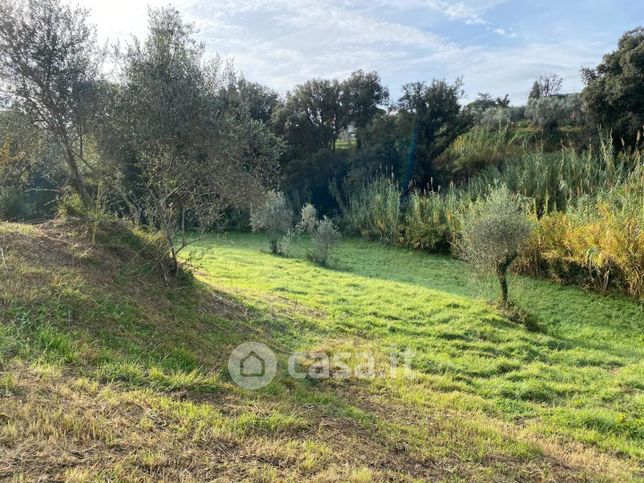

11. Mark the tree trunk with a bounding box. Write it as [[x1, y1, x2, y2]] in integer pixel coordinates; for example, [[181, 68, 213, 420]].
[[60, 128, 91, 205], [170, 247, 179, 276], [496, 266, 509, 307], [496, 254, 516, 307], [66, 146, 90, 203], [163, 226, 179, 277]]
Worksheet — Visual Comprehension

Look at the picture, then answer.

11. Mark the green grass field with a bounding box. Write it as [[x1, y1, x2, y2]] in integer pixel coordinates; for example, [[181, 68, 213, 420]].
[[1, 223, 642, 481], [186, 235, 643, 455]]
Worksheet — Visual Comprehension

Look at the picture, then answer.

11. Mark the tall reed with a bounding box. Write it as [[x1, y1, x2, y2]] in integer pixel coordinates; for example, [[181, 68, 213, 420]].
[[466, 132, 641, 212], [341, 132, 643, 297], [400, 189, 468, 252], [344, 177, 401, 243], [438, 123, 522, 177]]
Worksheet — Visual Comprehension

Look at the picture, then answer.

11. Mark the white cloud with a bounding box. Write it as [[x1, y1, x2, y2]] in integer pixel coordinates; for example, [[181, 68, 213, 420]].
[[440, 41, 599, 103], [67, 0, 610, 103], [388, 0, 510, 24]]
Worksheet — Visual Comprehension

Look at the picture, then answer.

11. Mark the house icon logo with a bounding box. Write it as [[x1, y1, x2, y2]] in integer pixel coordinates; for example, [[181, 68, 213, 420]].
[[228, 342, 277, 390], [240, 351, 265, 377]]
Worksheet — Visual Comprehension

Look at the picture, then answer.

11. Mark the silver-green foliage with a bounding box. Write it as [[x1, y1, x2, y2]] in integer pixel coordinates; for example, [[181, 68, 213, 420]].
[[250, 191, 293, 254], [478, 107, 512, 128], [296, 204, 341, 265], [114, 8, 282, 275], [298, 203, 318, 236], [0, 0, 100, 203], [526, 93, 583, 133], [309, 216, 341, 266], [458, 186, 534, 306]]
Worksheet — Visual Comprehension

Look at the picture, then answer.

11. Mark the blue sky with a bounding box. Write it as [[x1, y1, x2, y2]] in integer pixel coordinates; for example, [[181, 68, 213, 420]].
[[75, 0, 643, 104]]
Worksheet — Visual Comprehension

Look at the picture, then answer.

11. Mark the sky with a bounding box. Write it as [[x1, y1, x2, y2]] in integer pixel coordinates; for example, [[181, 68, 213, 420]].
[[72, 0, 643, 104]]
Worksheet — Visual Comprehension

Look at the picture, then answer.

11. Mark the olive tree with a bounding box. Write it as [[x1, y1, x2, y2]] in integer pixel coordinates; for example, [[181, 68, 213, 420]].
[[479, 107, 512, 128], [250, 191, 293, 254], [458, 186, 534, 307], [0, 0, 101, 203], [309, 216, 341, 266], [0, 110, 66, 220], [526, 94, 583, 134], [295, 203, 341, 266], [113, 7, 281, 277]]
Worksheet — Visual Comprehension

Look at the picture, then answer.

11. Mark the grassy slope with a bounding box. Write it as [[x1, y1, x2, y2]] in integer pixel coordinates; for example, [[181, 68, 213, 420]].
[[0, 223, 642, 481]]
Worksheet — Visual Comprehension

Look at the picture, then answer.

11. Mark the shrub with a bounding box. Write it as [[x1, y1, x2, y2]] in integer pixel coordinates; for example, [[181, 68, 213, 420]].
[[298, 203, 318, 235], [0, 186, 34, 220], [57, 193, 88, 219], [250, 191, 293, 255], [458, 186, 534, 306], [296, 204, 341, 265], [508, 106, 526, 123], [309, 216, 341, 266]]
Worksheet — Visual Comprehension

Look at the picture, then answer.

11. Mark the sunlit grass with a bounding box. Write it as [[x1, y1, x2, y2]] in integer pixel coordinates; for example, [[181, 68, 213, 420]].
[[185, 233, 644, 459], [1, 221, 641, 480]]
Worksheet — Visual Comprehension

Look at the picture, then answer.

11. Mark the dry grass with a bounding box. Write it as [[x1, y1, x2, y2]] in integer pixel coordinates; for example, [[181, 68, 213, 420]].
[[4, 361, 632, 482], [0, 221, 641, 481]]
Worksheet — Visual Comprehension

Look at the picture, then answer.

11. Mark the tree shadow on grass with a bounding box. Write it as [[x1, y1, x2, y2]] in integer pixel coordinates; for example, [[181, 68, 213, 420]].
[[189, 234, 643, 371]]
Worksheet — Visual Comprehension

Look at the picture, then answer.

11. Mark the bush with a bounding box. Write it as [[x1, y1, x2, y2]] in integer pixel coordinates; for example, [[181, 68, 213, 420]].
[[309, 216, 341, 266], [296, 204, 341, 265], [457, 186, 534, 306], [298, 203, 318, 235], [57, 193, 88, 219], [0, 186, 34, 220], [250, 191, 293, 254]]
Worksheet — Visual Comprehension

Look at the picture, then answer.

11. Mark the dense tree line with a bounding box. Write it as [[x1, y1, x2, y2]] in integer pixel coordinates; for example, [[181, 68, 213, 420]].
[[0, 0, 641, 231]]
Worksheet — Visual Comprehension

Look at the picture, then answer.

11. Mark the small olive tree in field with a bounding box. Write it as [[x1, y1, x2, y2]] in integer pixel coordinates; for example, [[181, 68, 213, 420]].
[[526, 94, 583, 135], [296, 204, 341, 265], [298, 203, 318, 235], [309, 216, 341, 265], [458, 186, 533, 307], [250, 191, 293, 254]]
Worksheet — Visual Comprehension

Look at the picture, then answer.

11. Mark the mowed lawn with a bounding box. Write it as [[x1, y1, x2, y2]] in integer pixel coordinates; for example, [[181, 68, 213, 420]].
[[2, 223, 642, 481], [185, 234, 643, 468]]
